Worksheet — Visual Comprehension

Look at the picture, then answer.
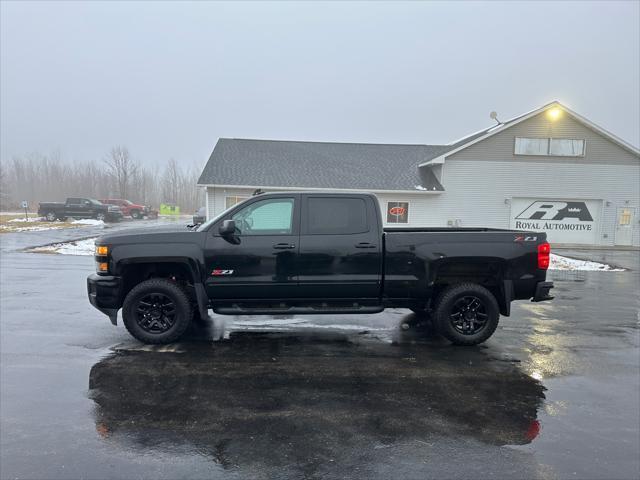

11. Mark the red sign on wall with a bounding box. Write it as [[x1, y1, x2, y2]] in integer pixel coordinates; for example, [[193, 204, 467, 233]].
[[387, 202, 409, 223]]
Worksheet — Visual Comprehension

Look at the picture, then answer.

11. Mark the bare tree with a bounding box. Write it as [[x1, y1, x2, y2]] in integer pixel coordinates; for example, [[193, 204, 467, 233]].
[[104, 146, 139, 199], [161, 158, 181, 205], [0, 160, 10, 210], [2, 150, 203, 212]]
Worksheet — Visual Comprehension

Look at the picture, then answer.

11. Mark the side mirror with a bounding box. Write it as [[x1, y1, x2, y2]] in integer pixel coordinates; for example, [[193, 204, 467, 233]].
[[219, 219, 236, 236]]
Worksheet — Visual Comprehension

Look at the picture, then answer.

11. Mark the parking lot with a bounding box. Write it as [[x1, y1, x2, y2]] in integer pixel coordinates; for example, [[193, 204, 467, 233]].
[[1, 223, 639, 480]]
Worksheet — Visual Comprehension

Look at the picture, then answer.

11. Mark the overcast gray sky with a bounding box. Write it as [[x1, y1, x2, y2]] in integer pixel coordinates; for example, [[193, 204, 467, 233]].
[[1, 1, 639, 168]]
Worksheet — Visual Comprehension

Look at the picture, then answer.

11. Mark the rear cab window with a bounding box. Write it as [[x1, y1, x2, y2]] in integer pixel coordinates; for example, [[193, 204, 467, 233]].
[[305, 197, 369, 235]]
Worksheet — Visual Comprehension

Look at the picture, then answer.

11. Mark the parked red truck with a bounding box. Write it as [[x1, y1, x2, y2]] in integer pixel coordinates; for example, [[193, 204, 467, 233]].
[[100, 199, 158, 220]]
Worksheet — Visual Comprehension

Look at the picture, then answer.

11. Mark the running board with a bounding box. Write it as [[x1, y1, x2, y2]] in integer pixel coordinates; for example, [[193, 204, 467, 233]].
[[214, 303, 384, 316]]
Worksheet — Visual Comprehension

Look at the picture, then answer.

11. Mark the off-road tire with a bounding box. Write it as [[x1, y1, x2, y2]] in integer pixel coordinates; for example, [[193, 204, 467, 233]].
[[96, 213, 106, 221], [130, 210, 141, 219], [44, 211, 56, 222], [433, 283, 499, 346], [122, 278, 193, 344]]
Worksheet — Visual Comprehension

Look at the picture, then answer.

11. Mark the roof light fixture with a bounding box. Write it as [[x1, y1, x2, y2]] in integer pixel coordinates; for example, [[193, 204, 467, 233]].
[[547, 107, 562, 121]]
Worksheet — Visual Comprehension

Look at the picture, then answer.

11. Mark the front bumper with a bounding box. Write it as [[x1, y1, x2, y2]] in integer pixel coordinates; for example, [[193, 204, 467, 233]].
[[532, 281, 554, 302], [106, 212, 123, 222], [87, 273, 122, 325]]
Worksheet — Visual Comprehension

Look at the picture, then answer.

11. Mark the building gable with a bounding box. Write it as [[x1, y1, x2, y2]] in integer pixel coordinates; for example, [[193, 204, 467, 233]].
[[445, 108, 639, 166]]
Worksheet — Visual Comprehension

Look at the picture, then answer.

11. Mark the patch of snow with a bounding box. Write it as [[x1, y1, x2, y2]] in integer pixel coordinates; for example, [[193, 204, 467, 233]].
[[549, 254, 624, 271], [30, 237, 97, 255], [71, 219, 105, 226], [231, 319, 308, 326], [414, 185, 428, 191], [0, 224, 63, 232], [229, 318, 387, 331], [7, 216, 45, 223]]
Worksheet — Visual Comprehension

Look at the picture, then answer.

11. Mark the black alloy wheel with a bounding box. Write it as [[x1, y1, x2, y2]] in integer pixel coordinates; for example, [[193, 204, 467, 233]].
[[122, 278, 193, 344], [135, 293, 176, 334], [432, 283, 500, 346], [449, 295, 488, 335]]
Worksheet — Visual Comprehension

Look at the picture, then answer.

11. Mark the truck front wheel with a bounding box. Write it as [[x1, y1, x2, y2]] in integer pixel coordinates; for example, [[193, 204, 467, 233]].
[[130, 210, 141, 219], [433, 283, 499, 346], [122, 278, 193, 344]]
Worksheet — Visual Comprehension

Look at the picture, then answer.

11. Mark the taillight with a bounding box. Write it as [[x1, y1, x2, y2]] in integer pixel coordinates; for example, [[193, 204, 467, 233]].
[[538, 242, 550, 269]]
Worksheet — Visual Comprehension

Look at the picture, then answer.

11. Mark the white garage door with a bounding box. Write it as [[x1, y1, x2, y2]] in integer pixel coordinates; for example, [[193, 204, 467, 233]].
[[510, 198, 602, 245]]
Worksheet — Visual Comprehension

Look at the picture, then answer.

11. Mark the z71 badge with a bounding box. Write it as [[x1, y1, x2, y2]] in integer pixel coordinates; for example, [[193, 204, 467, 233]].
[[211, 269, 234, 276], [514, 235, 538, 242]]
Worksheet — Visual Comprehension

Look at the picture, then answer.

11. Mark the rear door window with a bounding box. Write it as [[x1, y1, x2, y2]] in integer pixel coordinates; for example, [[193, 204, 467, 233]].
[[307, 197, 368, 235]]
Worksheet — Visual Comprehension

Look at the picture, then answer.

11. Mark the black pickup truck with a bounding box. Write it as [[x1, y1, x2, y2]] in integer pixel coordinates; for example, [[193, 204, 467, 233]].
[[39, 197, 123, 222], [87, 192, 553, 345]]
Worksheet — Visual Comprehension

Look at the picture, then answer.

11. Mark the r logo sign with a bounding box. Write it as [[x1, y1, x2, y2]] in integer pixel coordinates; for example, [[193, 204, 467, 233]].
[[516, 201, 593, 222], [510, 197, 602, 245]]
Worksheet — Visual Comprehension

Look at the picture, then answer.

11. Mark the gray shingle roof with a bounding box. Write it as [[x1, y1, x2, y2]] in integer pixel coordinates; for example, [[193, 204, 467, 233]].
[[198, 138, 458, 191]]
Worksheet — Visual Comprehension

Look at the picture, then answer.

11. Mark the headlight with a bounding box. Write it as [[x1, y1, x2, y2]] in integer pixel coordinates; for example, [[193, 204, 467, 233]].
[[95, 245, 108, 256]]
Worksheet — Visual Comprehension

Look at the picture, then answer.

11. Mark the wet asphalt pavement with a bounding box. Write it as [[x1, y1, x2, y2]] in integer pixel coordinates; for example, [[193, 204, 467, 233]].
[[1, 223, 639, 480]]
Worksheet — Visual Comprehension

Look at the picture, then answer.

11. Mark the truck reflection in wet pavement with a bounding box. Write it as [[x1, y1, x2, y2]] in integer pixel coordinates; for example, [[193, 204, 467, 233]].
[[88, 325, 545, 472]]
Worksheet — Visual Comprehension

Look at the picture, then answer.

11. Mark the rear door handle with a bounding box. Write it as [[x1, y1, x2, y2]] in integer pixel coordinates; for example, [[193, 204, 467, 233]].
[[355, 242, 376, 249], [273, 243, 296, 249]]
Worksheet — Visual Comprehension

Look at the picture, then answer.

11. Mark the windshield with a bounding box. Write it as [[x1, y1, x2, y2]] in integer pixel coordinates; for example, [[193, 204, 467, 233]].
[[196, 198, 251, 232], [89, 198, 103, 206]]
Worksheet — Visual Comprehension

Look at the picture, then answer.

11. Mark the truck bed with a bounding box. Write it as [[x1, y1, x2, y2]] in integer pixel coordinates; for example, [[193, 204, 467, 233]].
[[384, 227, 531, 233]]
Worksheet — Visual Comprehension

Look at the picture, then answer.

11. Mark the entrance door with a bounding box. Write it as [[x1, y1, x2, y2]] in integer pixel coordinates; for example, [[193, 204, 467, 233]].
[[615, 207, 635, 246]]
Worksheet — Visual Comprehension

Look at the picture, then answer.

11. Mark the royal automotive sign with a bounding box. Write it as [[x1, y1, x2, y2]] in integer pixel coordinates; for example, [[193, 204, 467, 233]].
[[510, 198, 602, 244]]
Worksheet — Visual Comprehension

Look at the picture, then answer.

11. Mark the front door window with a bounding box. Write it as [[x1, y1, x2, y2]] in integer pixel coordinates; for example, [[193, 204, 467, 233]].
[[232, 198, 294, 235]]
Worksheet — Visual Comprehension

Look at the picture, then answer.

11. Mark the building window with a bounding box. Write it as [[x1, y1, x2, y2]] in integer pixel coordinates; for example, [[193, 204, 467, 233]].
[[619, 209, 632, 225], [386, 201, 409, 224], [225, 195, 249, 209], [515, 137, 585, 157], [549, 139, 585, 156], [514, 138, 549, 156]]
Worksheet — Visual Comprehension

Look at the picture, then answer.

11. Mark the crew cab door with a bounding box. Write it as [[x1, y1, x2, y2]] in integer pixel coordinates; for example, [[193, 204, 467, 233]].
[[204, 194, 300, 299], [298, 195, 382, 298], [65, 198, 89, 218]]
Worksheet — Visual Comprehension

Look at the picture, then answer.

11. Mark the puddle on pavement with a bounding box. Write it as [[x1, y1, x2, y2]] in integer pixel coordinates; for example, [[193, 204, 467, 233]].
[[88, 328, 545, 471]]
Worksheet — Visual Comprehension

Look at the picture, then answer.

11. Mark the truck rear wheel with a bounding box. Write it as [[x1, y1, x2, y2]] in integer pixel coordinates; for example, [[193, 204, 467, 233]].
[[122, 278, 193, 344], [433, 283, 499, 346], [44, 212, 56, 222]]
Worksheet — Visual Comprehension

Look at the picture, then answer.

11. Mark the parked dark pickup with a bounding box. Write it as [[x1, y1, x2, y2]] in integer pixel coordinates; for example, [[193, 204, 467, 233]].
[[87, 192, 554, 345], [39, 197, 122, 222]]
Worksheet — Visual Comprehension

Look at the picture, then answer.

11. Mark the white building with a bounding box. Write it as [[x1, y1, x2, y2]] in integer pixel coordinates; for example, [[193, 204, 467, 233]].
[[198, 102, 640, 247]]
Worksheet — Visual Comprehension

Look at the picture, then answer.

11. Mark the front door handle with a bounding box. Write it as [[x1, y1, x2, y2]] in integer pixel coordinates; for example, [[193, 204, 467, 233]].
[[273, 243, 296, 249], [355, 242, 376, 249]]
